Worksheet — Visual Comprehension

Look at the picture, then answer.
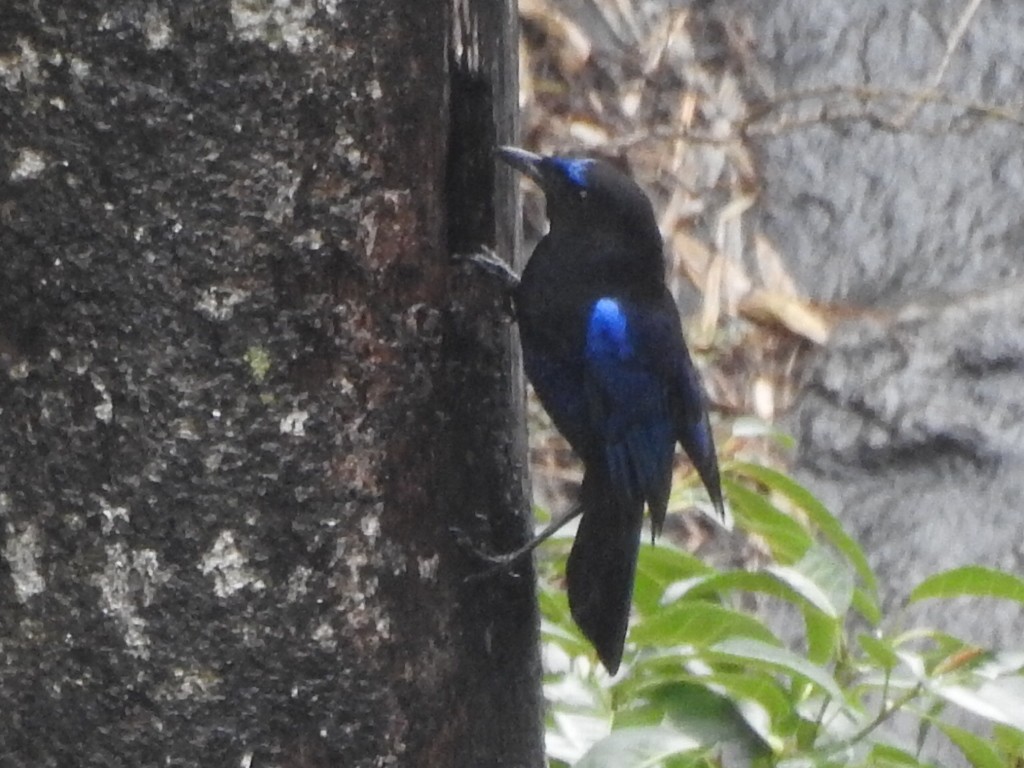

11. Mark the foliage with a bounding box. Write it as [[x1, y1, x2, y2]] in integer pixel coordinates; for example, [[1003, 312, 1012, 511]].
[[536, 460, 1024, 768]]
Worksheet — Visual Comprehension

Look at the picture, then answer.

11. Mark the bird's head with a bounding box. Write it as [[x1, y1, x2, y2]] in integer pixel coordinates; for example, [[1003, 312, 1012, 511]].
[[496, 146, 662, 248]]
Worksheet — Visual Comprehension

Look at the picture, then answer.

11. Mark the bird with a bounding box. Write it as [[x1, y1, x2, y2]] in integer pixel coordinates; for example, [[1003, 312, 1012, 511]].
[[492, 146, 725, 674]]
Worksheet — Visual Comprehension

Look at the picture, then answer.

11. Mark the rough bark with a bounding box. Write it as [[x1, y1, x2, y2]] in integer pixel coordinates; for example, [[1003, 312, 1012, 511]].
[[0, 1, 541, 766]]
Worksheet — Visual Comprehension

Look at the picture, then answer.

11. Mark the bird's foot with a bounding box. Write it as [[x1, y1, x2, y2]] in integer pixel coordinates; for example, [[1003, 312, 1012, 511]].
[[453, 246, 521, 292], [449, 525, 530, 583], [449, 503, 583, 583]]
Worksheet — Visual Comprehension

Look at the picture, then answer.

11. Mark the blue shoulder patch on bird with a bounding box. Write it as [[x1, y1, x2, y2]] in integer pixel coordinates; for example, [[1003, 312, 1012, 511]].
[[549, 157, 593, 188], [586, 298, 632, 360]]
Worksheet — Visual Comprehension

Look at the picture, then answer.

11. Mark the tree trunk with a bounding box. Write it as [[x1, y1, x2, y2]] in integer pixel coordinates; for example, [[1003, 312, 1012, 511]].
[[0, 1, 541, 766]]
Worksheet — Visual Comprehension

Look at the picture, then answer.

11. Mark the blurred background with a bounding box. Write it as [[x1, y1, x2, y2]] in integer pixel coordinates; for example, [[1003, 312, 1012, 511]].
[[517, 0, 1024, 646]]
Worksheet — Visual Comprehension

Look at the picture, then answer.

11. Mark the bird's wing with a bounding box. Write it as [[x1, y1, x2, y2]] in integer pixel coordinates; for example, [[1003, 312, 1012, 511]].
[[640, 292, 725, 521], [583, 297, 676, 533]]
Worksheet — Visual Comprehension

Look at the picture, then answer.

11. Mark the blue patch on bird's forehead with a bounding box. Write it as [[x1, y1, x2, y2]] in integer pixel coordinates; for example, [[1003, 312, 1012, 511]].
[[586, 298, 632, 359], [549, 157, 593, 187]]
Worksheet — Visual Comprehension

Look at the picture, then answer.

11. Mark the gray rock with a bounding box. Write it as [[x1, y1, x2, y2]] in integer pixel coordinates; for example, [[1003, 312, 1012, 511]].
[[736, 0, 1024, 303], [794, 285, 1024, 632], [788, 282, 1024, 767]]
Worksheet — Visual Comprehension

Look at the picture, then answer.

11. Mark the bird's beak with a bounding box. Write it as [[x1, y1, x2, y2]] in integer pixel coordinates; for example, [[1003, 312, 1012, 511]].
[[495, 146, 544, 183]]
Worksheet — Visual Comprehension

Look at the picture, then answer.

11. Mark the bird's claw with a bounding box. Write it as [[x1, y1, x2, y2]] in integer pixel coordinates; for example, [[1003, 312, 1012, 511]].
[[448, 525, 529, 583], [449, 524, 484, 557], [453, 246, 521, 292]]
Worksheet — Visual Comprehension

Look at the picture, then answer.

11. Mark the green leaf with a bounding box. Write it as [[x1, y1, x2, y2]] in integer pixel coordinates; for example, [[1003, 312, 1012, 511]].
[[802, 607, 839, 666], [616, 663, 793, 749], [992, 724, 1024, 764], [892, 629, 975, 661], [767, 565, 838, 617], [637, 542, 715, 583], [858, 633, 900, 670], [633, 544, 715, 617], [776, 751, 853, 768], [864, 743, 934, 767], [705, 671, 796, 747], [852, 586, 882, 626], [539, 586, 572, 625], [704, 637, 845, 702], [768, 543, 854, 618], [660, 567, 856, 669], [730, 462, 878, 599], [729, 417, 797, 451], [936, 721, 1004, 768], [665, 568, 848, 628], [574, 725, 701, 768], [930, 676, 1024, 730], [649, 682, 768, 751], [631, 601, 778, 648], [662, 757, 708, 768], [723, 477, 812, 563], [803, 544, 855, 615], [547, 708, 613, 767], [539, 590, 594, 660], [909, 566, 1024, 605]]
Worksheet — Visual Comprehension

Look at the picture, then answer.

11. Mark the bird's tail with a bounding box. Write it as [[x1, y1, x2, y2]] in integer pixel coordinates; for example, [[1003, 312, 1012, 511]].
[[566, 468, 644, 674]]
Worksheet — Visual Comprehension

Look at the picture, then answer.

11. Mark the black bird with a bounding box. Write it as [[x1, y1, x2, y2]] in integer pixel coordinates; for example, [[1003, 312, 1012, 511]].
[[495, 146, 725, 674]]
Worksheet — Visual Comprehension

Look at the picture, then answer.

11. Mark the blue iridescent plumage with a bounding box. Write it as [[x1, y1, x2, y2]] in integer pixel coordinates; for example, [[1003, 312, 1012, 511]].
[[495, 146, 724, 673], [586, 298, 631, 359], [548, 157, 593, 188], [583, 297, 673, 517]]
